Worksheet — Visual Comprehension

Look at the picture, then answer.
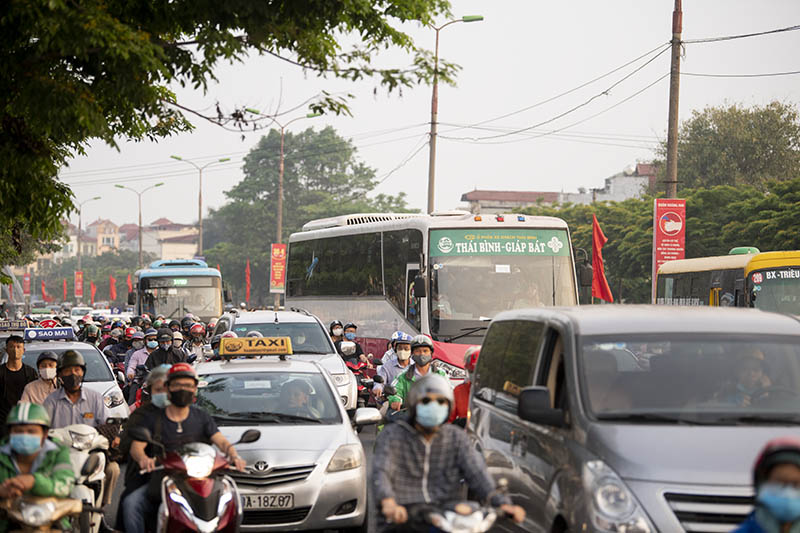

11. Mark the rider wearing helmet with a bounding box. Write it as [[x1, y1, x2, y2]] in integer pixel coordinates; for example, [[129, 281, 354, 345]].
[[448, 346, 479, 425], [184, 323, 207, 362], [83, 323, 100, 346], [20, 351, 60, 404], [372, 374, 525, 529], [168, 319, 181, 333], [125, 363, 246, 533], [733, 437, 800, 532], [387, 335, 447, 411], [0, 402, 75, 529], [180, 316, 195, 338], [329, 320, 344, 343], [334, 322, 365, 360], [144, 328, 186, 370], [374, 332, 413, 396], [107, 326, 137, 365]]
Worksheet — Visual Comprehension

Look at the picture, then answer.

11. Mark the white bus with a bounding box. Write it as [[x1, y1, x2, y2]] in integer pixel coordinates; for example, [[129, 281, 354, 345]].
[[286, 211, 579, 379]]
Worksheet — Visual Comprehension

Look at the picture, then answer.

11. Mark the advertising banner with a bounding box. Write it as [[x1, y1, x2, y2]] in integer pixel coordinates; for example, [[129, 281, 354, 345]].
[[74, 271, 84, 299], [269, 243, 288, 294], [22, 274, 30, 296], [652, 198, 687, 301], [429, 228, 570, 257]]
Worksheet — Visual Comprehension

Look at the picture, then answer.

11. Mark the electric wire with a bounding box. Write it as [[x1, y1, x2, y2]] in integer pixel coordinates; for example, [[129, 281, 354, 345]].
[[682, 69, 800, 78], [684, 23, 800, 44]]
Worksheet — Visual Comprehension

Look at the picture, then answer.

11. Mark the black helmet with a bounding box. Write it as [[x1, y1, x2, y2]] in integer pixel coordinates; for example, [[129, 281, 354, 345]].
[[131, 316, 144, 329], [410, 334, 435, 354], [343, 322, 357, 331], [37, 351, 59, 366], [329, 320, 343, 334], [181, 317, 194, 330], [157, 328, 174, 342], [58, 350, 86, 372], [168, 319, 181, 330]]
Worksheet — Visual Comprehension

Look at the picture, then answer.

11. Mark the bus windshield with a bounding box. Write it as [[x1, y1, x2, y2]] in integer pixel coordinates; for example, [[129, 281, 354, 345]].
[[140, 276, 221, 321], [429, 228, 575, 339], [751, 268, 800, 314]]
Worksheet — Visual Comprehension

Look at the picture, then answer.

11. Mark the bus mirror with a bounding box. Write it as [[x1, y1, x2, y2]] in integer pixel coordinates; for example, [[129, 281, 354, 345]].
[[127, 291, 135, 306], [414, 275, 426, 298], [578, 263, 593, 288]]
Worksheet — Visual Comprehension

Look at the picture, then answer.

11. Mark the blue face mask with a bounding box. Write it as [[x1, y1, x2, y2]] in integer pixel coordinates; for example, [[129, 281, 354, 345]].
[[344, 332, 357, 341], [10, 433, 43, 455], [758, 483, 800, 523], [151, 392, 170, 409], [415, 401, 450, 428], [146, 340, 158, 349], [159, 342, 171, 351]]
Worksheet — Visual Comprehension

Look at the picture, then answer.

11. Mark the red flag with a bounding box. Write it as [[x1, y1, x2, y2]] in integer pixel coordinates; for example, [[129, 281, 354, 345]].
[[592, 214, 614, 303], [90, 281, 97, 305], [126, 273, 133, 293], [109, 275, 117, 301], [6, 284, 12, 303], [63, 279, 67, 301], [217, 263, 221, 273], [245, 260, 251, 304], [41, 280, 50, 303]]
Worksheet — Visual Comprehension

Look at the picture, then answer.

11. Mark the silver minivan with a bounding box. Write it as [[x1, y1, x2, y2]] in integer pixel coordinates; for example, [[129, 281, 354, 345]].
[[469, 306, 800, 532]]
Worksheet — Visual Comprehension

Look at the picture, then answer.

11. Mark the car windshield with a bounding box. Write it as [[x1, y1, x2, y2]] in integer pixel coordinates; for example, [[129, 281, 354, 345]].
[[580, 335, 800, 425], [230, 323, 332, 354], [196, 372, 342, 425], [751, 268, 800, 314], [22, 345, 114, 382]]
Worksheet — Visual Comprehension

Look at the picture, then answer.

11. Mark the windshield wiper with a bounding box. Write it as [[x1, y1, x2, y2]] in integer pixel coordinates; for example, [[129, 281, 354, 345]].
[[712, 414, 800, 426], [291, 350, 327, 354], [444, 326, 487, 343], [224, 411, 322, 424], [596, 413, 711, 425]]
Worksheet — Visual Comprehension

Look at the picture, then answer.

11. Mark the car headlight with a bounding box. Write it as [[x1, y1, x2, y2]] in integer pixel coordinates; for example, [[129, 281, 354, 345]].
[[103, 389, 125, 408], [435, 360, 467, 380], [69, 430, 94, 451], [184, 454, 215, 478], [327, 444, 363, 473], [331, 373, 351, 386], [582, 460, 653, 532], [20, 501, 55, 527]]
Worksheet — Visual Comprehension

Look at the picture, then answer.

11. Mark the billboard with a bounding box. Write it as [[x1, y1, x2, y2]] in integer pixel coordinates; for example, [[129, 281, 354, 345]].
[[269, 243, 287, 294], [652, 198, 686, 301]]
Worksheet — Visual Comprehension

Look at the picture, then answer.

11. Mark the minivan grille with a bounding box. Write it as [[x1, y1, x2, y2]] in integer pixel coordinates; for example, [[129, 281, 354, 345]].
[[664, 492, 754, 533], [228, 464, 316, 487], [241, 506, 311, 525]]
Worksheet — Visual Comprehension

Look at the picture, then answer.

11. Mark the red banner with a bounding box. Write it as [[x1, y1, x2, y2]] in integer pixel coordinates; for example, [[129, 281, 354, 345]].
[[63, 279, 67, 302], [6, 284, 13, 303], [245, 260, 251, 304], [652, 198, 687, 301], [109, 274, 117, 301], [591, 214, 614, 303], [269, 244, 287, 294], [126, 273, 133, 293], [41, 280, 51, 303], [90, 281, 96, 305], [23, 274, 30, 296], [74, 271, 84, 299]]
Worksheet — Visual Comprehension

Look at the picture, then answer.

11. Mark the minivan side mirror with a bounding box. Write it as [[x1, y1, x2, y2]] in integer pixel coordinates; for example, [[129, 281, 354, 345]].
[[518, 386, 565, 427], [578, 263, 593, 288]]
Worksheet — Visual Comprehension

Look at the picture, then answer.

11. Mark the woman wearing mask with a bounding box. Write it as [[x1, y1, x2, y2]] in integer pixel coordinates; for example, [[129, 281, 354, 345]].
[[374, 333, 413, 397], [20, 351, 60, 405], [329, 320, 344, 343]]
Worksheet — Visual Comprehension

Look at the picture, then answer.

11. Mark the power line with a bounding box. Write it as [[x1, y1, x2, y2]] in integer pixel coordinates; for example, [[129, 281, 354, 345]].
[[684, 23, 800, 44], [439, 122, 660, 143], [683, 69, 800, 78]]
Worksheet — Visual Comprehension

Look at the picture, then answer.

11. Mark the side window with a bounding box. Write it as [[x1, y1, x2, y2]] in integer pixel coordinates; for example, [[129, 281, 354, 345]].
[[473, 320, 545, 414], [383, 229, 423, 318], [215, 318, 229, 334]]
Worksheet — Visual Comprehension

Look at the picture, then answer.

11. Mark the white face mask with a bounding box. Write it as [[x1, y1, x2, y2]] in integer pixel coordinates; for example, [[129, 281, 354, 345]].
[[396, 349, 411, 361], [332, 328, 343, 337], [132, 340, 144, 350], [39, 367, 57, 381]]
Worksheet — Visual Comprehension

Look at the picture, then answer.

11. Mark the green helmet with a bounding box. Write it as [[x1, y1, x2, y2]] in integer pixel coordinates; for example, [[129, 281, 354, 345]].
[[58, 350, 86, 372], [7, 402, 51, 428], [85, 324, 99, 336]]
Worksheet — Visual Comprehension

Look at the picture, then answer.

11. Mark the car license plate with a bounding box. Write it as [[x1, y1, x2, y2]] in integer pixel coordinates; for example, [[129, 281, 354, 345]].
[[241, 493, 294, 510]]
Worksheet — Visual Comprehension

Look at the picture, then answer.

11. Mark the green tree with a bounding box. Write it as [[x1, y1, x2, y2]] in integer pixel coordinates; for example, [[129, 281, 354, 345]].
[[654, 101, 800, 190], [1, 0, 455, 277]]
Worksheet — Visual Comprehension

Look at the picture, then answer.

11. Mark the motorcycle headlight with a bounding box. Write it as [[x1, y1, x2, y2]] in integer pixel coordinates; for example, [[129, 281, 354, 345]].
[[582, 460, 653, 533], [184, 454, 215, 478], [327, 444, 363, 473], [20, 501, 56, 527], [103, 389, 125, 408], [435, 360, 467, 380], [69, 430, 94, 451], [331, 373, 350, 386]]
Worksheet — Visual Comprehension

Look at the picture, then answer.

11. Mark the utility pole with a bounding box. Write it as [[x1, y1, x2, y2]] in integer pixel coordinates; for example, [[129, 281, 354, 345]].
[[665, 0, 682, 198]]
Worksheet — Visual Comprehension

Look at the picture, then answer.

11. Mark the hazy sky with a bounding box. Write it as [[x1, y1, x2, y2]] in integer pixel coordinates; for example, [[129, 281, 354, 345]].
[[59, 1, 800, 229]]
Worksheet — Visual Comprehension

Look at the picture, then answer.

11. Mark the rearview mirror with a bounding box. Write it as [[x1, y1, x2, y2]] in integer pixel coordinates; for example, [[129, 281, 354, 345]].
[[116, 371, 125, 386], [414, 275, 426, 298], [236, 429, 261, 445], [353, 407, 382, 426], [372, 375, 384, 384], [578, 263, 593, 288], [518, 386, 565, 427], [127, 291, 135, 306]]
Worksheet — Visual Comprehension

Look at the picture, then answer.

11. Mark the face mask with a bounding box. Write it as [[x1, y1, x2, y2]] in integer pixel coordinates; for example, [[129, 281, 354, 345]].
[[396, 349, 411, 361], [132, 340, 144, 350], [332, 328, 343, 337], [415, 401, 450, 428], [39, 367, 56, 381], [159, 342, 172, 351], [169, 389, 194, 407], [412, 354, 432, 367], [757, 483, 800, 523], [146, 340, 158, 349], [9, 434, 42, 455], [61, 374, 82, 391], [151, 392, 170, 409], [344, 332, 357, 341], [86, 337, 97, 344], [173, 340, 183, 348]]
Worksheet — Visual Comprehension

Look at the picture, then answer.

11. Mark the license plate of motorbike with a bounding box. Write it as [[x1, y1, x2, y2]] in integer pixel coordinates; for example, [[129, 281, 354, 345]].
[[241, 493, 294, 509]]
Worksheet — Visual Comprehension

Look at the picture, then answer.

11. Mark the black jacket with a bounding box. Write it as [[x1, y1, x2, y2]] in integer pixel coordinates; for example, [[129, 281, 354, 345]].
[[144, 346, 185, 369]]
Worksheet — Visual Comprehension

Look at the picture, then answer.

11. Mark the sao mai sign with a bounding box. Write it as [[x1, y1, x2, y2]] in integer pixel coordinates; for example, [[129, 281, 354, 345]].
[[430, 229, 569, 257]]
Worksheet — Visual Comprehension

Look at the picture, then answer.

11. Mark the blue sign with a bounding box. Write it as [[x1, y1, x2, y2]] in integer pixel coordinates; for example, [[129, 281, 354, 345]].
[[0, 320, 27, 331], [111, 307, 120, 314], [24, 328, 75, 341]]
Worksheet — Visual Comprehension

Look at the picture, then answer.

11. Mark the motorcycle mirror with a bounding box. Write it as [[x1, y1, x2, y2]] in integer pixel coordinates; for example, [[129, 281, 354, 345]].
[[128, 426, 154, 444], [372, 375, 384, 384], [81, 454, 101, 476], [384, 385, 397, 396], [236, 429, 261, 445], [372, 358, 383, 366]]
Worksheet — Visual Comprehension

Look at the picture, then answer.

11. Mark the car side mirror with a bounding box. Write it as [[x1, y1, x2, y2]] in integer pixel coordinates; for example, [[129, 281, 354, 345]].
[[518, 386, 565, 427], [127, 291, 135, 306], [414, 275, 426, 298], [353, 407, 382, 426], [116, 371, 125, 386], [236, 429, 261, 445]]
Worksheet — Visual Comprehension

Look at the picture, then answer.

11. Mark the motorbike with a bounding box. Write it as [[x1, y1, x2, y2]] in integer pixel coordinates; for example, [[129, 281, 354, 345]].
[[128, 426, 261, 533], [0, 496, 90, 533], [48, 424, 109, 533]]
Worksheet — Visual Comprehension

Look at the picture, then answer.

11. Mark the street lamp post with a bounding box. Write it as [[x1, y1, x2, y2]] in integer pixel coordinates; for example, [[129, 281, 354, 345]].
[[76, 196, 101, 272], [170, 156, 231, 256], [115, 183, 165, 268], [426, 15, 483, 214]]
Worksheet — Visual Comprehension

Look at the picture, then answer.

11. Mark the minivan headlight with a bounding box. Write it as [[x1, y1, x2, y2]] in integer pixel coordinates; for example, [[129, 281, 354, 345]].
[[331, 373, 351, 386], [103, 389, 125, 408], [327, 444, 363, 472], [582, 460, 653, 533]]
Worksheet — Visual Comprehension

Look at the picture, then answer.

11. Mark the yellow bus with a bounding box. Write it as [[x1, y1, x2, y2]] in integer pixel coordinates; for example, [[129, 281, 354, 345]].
[[655, 249, 800, 313]]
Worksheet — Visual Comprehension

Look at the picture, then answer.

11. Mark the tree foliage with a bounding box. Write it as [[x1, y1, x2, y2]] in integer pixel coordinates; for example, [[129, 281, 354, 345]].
[[520, 178, 800, 304]]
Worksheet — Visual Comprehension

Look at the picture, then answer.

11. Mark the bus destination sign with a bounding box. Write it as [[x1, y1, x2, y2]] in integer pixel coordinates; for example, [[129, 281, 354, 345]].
[[430, 229, 569, 257]]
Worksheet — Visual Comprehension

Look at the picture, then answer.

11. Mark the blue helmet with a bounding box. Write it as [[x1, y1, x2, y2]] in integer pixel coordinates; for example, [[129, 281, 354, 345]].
[[391, 331, 413, 347]]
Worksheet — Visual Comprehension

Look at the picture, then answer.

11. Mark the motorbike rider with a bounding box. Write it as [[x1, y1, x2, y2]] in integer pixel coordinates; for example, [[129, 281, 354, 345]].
[[144, 328, 186, 370], [107, 326, 136, 366], [168, 320, 181, 333], [42, 350, 120, 507], [387, 335, 447, 412], [329, 320, 344, 344], [123, 331, 146, 376], [127, 328, 158, 381], [0, 335, 37, 440], [20, 351, 59, 405], [335, 322, 370, 362], [372, 374, 525, 530], [374, 332, 413, 396], [0, 403, 75, 533], [733, 437, 800, 532], [125, 363, 246, 533], [180, 316, 194, 338], [82, 324, 100, 346], [184, 323, 206, 362], [449, 346, 479, 425]]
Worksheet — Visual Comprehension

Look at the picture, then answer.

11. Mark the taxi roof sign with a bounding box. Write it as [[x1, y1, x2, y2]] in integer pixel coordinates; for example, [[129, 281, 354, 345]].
[[0, 320, 27, 332], [24, 328, 75, 341], [219, 336, 293, 359]]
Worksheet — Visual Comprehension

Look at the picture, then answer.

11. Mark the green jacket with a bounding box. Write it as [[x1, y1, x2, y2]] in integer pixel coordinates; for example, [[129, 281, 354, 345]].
[[0, 438, 75, 532], [387, 365, 448, 406]]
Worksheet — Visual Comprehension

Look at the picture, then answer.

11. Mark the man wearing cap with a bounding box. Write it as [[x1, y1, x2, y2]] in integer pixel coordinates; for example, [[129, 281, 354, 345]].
[[20, 351, 59, 405], [0, 335, 37, 440], [144, 327, 186, 370]]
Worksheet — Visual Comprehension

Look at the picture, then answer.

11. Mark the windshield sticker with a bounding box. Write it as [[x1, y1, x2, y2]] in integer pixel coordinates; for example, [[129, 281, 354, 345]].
[[495, 264, 511, 273], [430, 229, 570, 257], [244, 381, 272, 389], [752, 272, 763, 284]]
